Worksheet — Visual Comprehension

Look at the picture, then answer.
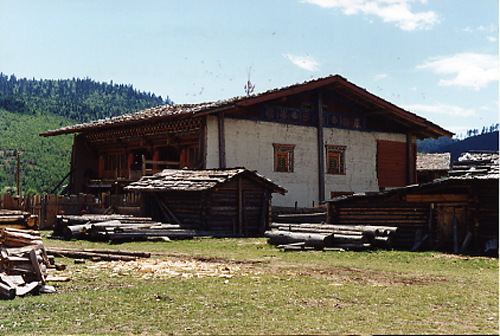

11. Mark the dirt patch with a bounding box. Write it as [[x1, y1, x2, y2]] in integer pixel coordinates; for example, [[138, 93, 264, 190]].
[[274, 265, 449, 286], [82, 253, 448, 287]]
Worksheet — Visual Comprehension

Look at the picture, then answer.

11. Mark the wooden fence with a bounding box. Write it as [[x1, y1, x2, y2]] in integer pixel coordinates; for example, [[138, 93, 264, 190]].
[[0, 193, 141, 229]]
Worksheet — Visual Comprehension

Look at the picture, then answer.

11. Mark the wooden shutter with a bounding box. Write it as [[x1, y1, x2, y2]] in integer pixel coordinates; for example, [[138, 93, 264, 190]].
[[377, 140, 407, 188]]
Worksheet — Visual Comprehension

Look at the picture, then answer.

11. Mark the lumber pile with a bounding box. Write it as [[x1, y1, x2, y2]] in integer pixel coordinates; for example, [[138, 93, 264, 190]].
[[265, 222, 398, 251], [0, 228, 56, 299], [0, 209, 38, 230], [45, 247, 151, 262], [51, 214, 229, 243]]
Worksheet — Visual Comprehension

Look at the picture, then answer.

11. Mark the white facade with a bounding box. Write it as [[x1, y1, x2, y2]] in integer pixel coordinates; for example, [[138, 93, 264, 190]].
[[206, 115, 409, 207]]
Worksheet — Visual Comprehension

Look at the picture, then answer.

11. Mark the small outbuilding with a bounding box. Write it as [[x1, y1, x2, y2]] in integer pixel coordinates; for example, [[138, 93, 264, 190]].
[[326, 151, 498, 254], [125, 168, 287, 236], [416, 153, 451, 183]]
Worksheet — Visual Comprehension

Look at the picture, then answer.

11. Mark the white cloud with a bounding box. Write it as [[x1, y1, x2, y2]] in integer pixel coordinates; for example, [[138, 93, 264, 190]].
[[375, 73, 388, 81], [403, 103, 476, 117], [417, 53, 499, 90], [487, 36, 497, 42], [302, 0, 439, 31], [283, 54, 320, 71]]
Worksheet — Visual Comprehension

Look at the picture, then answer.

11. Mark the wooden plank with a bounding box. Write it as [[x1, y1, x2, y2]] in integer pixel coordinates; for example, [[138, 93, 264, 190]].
[[317, 91, 325, 202], [218, 112, 226, 169], [405, 194, 468, 203]]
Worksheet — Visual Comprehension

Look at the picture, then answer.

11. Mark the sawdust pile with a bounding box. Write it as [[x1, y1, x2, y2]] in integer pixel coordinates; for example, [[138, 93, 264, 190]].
[[87, 258, 240, 279]]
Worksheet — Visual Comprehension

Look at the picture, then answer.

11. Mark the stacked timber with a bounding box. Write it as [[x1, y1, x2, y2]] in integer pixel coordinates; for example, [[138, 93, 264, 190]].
[[51, 214, 233, 243], [272, 206, 327, 224], [266, 223, 397, 251], [45, 247, 151, 262], [0, 209, 38, 230], [0, 228, 55, 299]]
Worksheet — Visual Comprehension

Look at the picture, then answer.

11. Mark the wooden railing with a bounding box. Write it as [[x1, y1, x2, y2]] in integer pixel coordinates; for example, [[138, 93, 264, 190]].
[[141, 155, 180, 176]]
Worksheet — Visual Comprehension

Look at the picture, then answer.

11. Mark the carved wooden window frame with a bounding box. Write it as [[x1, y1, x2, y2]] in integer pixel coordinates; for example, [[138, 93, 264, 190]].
[[273, 143, 295, 173], [326, 145, 346, 175]]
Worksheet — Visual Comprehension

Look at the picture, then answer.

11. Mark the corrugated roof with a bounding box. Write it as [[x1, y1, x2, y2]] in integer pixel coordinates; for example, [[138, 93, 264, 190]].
[[417, 153, 451, 171], [124, 168, 287, 194], [40, 74, 453, 139]]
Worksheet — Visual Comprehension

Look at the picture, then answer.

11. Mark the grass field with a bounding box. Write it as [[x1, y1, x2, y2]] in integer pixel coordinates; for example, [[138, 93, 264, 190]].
[[0, 233, 498, 335]]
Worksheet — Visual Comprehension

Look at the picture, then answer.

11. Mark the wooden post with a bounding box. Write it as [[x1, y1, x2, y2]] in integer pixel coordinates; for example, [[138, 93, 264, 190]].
[[453, 217, 458, 253], [238, 177, 242, 234], [317, 92, 325, 202], [17, 151, 20, 196], [218, 112, 226, 169], [428, 203, 434, 247], [406, 132, 415, 185], [199, 117, 207, 169], [259, 190, 269, 234]]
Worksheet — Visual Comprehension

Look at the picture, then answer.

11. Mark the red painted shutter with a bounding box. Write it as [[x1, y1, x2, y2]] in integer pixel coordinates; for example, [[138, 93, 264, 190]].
[[377, 140, 407, 188]]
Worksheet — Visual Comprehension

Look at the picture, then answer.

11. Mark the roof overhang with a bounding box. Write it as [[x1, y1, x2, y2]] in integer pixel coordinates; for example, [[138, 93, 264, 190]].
[[40, 75, 453, 140]]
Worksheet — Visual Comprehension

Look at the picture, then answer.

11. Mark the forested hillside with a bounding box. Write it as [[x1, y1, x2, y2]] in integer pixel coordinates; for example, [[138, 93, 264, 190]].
[[0, 73, 172, 122], [417, 124, 499, 163], [0, 109, 73, 194], [0, 74, 174, 195]]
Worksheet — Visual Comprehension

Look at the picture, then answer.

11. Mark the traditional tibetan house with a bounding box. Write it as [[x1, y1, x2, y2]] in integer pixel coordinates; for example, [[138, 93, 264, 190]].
[[326, 151, 499, 254], [416, 153, 451, 183], [124, 168, 286, 236], [40, 75, 452, 208]]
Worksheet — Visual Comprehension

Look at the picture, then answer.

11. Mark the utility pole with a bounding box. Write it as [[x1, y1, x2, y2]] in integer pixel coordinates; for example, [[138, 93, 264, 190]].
[[17, 151, 20, 196]]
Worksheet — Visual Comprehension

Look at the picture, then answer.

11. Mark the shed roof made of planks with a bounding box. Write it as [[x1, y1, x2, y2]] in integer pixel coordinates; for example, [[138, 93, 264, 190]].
[[448, 150, 499, 180], [416, 153, 451, 171], [327, 151, 499, 204], [39, 75, 452, 139], [124, 168, 287, 194]]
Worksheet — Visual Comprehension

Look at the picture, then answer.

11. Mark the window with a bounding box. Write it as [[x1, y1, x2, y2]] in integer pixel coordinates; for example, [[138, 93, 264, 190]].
[[273, 144, 295, 173], [326, 145, 346, 174]]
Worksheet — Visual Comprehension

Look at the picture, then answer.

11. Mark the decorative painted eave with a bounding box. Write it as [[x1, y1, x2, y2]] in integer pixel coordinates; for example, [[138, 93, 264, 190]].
[[39, 74, 453, 139]]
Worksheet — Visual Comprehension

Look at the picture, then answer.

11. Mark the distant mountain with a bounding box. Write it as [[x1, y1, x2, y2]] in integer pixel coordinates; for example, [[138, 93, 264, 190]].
[[418, 131, 499, 163], [0, 73, 173, 122]]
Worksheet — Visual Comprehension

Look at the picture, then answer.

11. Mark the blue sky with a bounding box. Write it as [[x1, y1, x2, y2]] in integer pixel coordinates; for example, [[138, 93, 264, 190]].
[[0, 0, 498, 137]]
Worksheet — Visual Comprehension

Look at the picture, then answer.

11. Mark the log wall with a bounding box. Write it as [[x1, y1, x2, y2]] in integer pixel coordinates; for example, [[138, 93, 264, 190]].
[[327, 179, 499, 254], [143, 176, 271, 236]]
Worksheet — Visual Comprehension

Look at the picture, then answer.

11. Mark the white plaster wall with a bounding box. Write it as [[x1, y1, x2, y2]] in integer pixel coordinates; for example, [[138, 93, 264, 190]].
[[206, 116, 319, 207], [323, 128, 406, 196], [206, 115, 409, 207]]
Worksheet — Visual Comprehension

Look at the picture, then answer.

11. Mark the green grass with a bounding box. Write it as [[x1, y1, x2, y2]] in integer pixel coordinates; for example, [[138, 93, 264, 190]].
[[0, 234, 498, 335]]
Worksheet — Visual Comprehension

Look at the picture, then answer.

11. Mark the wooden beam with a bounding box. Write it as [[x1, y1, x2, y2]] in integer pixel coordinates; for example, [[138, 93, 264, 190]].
[[317, 91, 325, 202], [218, 112, 226, 169], [238, 177, 242, 234], [198, 116, 207, 169], [407, 132, 415, 185], [405, 194, 468, 203]]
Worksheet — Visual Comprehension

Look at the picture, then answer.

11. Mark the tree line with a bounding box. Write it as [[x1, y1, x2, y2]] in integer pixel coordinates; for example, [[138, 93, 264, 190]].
[[0, 73, 173, 122], [0, 74, 175, 195]]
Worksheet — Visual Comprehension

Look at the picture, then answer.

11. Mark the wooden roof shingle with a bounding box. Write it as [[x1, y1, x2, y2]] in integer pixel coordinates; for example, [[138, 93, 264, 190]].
[[40, 75, 453, 139], [416, 153, 451, 171], [124, 168, 287, 194]]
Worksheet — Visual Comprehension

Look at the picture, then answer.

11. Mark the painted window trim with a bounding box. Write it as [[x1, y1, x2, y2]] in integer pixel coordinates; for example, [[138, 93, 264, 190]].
[[326, 145, 346, 175], [273, 143, 295, 173]]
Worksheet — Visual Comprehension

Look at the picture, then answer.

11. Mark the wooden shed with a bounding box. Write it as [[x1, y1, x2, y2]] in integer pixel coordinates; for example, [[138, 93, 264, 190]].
[[416, 153, 451, 183], [124, 168, 286, 236], [327, 151, 498, 254]]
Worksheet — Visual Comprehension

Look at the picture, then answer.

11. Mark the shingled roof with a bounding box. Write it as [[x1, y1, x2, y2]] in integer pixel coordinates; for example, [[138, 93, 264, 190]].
[[448, 150, 499, 180], [417, 153, 451, 171], [124, 168, 287, 194], [40, 75, 452, 139]]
